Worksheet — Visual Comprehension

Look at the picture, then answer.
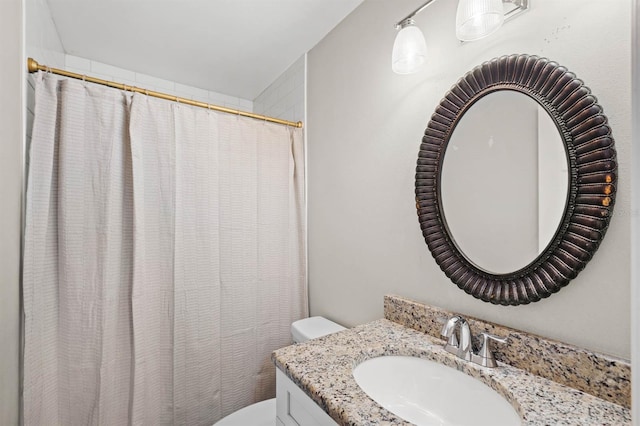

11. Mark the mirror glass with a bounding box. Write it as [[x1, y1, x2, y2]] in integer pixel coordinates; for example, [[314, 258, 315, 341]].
[[440, 90, 569, 274]]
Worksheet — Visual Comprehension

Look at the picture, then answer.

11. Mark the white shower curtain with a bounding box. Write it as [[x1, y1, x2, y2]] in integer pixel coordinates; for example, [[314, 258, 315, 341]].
[[23, 72, 307, 425]]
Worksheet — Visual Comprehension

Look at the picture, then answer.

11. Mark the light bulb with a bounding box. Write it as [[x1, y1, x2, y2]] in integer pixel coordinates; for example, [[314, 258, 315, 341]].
[[456, 0, 505, 42], [392, 20, 427, 75]]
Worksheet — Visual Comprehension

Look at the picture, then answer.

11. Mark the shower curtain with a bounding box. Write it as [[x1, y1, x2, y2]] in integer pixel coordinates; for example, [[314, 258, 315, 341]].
[[23, 72, 307, 425]]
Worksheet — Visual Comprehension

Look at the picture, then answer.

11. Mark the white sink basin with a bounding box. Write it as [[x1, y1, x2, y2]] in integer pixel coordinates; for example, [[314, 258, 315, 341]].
[[353, 356, 521, 426]]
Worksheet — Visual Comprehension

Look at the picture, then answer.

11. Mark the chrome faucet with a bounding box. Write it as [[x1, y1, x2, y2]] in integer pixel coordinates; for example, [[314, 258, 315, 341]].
[[441, 315, 472, 361], [440, 315, 507, 368]]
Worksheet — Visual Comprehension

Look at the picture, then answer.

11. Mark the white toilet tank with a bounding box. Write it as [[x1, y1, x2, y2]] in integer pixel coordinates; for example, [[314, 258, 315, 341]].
[[291, 316, 346, 343]]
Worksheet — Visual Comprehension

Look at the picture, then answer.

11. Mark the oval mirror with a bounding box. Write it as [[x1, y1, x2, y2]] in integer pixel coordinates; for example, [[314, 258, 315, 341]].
[[416, 54, 617, 305], [441, 90, 568, 274]]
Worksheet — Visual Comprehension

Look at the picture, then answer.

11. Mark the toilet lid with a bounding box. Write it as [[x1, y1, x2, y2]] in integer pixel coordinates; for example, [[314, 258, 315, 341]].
[[213, 398, 276, 426], [291, 316, 345, 343]]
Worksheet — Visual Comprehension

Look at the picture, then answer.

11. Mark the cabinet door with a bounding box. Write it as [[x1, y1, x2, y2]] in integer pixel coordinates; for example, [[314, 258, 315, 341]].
[[276, 369, 338, 426]]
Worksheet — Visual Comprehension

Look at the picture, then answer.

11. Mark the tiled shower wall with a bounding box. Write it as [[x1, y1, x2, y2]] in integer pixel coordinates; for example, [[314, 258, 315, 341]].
[[26, 50, 254, 168], [28, 53, 253, 137], [26, 52, 307, 143], [253, 55, 306, 124], [63, 55, 254, 112]]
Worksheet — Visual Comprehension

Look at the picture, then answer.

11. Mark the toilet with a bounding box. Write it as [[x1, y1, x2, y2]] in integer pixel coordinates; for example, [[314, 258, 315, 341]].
[[213, 316, 345, 426]]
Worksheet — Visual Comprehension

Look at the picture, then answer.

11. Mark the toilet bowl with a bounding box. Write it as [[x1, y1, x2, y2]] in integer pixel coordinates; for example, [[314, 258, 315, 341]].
[[213, 316, 345, 426], [212, 399, 276, 426]]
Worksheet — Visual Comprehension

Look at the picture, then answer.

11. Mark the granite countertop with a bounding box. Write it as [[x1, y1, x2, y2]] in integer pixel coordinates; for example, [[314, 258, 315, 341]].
[[272, 319, 631, 426]]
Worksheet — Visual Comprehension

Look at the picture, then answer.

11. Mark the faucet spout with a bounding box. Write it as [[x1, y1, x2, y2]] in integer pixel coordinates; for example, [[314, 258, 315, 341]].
[[455, 318, 472, 360], [441, 316, 460, 342], [440, 315, 472, 361]]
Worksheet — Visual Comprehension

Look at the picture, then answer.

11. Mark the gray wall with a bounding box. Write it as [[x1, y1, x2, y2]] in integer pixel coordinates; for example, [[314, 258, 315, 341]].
[[307, 0, 631, 359], [0, 0, 24, 423]]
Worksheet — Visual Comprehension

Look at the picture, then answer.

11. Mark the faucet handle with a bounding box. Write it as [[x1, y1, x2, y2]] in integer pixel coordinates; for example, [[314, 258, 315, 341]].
[[477, 332, 507, 368]]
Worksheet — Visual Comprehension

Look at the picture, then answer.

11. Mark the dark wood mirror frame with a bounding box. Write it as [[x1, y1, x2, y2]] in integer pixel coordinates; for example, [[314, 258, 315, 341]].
[[415, 54, 617, 305]]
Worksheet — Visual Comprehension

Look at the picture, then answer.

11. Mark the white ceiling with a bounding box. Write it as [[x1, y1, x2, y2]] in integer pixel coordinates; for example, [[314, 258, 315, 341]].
[[46, 0, 364, 100]]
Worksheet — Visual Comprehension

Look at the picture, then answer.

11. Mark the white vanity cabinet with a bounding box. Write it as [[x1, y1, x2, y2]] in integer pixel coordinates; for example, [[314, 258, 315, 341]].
[[275, 369, 338, 426]]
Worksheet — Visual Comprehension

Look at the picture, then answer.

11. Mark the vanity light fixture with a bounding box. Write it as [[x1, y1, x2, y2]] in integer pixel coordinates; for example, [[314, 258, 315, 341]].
[[392, 0, 529, 74], [392, 18, 429, 74], [392, 0, 435, 75], [456, 0, 505, 42]]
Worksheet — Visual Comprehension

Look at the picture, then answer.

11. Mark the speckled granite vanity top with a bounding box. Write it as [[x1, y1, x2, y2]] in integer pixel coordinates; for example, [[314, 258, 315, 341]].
[[272, 301, 631, 425]]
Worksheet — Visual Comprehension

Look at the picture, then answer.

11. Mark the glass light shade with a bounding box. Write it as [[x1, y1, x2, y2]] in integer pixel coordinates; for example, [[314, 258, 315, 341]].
[[392, 23, 427, 75], [456, 0, 505, 42]]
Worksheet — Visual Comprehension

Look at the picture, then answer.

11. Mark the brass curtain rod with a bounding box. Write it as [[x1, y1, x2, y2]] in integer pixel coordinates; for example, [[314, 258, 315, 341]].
[[27, 58, 303, 129]]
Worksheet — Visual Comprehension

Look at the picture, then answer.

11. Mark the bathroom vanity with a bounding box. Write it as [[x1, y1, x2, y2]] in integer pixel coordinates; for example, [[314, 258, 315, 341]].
[[272, 296, 631, 425], [275, 369, 337, 426]]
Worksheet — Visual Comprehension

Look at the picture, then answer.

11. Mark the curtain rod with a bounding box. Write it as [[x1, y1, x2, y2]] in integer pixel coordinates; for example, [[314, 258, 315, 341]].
[[27, 58, 303, 129]]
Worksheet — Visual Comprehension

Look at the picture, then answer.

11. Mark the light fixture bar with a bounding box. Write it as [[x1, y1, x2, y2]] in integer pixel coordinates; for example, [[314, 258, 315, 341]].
[[395, 0, 437, 29], [394, 0, 529, 29]]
